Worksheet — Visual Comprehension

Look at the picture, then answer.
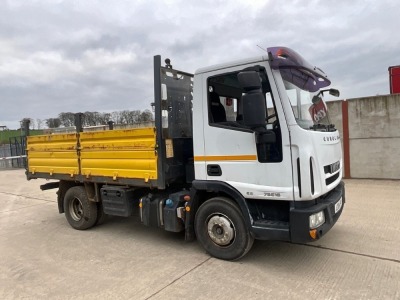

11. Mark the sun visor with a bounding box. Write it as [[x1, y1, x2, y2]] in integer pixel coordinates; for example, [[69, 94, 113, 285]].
[[267, 47, 331, 92]]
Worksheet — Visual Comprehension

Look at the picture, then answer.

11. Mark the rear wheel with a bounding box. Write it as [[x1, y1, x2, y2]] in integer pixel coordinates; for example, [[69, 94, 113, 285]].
[[96, 202, 108, 225], [63, 186, 98, 230], [194, 197, 254, 260]]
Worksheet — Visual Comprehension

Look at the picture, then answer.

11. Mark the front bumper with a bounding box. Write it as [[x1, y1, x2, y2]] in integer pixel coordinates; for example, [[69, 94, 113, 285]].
[[290, 181, 345, 243]]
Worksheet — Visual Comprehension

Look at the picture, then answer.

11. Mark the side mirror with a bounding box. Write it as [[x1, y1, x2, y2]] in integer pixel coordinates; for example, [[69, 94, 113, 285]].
[[237, 71, 266, 129], [316, 88, 340, 99], [329, 88, 340, 97]]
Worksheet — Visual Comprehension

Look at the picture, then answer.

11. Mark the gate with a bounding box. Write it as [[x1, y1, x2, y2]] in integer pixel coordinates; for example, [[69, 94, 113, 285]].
[[0, 136, 26, 169]]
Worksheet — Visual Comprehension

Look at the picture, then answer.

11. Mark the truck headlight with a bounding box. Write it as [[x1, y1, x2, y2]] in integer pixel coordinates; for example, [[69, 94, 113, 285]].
[[309, 211, 325, 229]]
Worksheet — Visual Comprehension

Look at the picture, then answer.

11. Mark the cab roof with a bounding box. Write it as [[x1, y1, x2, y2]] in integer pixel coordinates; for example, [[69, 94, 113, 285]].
[[195, 55, 268, 75]]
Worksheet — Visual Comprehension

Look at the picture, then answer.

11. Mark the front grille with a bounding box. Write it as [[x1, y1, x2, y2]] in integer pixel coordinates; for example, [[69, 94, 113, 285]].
[[326, 172, 340, 186], [324, 161, 340, 174]]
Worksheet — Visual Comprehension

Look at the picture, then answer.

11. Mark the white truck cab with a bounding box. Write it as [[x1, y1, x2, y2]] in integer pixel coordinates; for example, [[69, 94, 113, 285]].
[[186, 47, 344, 258]]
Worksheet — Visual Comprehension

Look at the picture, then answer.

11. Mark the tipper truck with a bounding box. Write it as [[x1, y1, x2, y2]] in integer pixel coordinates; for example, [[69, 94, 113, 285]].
[[26, 46, 345, 260]]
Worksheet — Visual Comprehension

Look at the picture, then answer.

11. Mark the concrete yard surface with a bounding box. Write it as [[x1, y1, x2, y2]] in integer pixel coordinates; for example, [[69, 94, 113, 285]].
[[0, 169, 399, 299]]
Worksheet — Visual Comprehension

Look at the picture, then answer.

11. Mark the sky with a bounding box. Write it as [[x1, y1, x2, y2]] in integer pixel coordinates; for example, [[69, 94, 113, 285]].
[[1, 0, 399, 129]]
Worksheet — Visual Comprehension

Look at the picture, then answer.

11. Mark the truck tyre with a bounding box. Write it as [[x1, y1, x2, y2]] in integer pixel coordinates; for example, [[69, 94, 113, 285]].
[[63, 186, 98, 230], [96, 202, 108, 225], [194, 197, 254, 260]]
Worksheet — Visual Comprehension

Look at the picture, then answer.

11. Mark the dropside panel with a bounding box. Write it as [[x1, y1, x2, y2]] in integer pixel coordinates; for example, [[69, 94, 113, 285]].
[[80, 128, 157, 182], [27, 133, 79, 176]]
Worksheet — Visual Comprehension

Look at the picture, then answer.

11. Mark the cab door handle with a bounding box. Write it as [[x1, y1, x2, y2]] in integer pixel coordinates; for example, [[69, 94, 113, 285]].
[[207, 164, 222, 176]]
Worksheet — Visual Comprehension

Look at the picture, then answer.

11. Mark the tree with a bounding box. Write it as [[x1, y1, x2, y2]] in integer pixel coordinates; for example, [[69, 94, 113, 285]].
[[111, 111, 123, 124], [34, 108, 152, 130], [19, 118, 37, 129], [120, 110, 131, 125], [140, 109, 153, 122], [82, 112, 93, 126], [30, 118, 36, 130], [46, 118, 61, 128], [36, 119, 44, 130], [83, 111, 103, 126], [98, 112, 111, 125], [131, 110, 142, 124], [58, 112, 75, 127]]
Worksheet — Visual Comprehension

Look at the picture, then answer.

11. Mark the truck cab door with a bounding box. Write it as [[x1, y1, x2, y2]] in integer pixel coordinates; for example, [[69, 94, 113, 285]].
[[193, 62, 294, 201]]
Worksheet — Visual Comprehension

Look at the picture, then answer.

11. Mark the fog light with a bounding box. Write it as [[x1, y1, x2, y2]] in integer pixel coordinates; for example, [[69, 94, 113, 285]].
[[309, 211, 325, 229]]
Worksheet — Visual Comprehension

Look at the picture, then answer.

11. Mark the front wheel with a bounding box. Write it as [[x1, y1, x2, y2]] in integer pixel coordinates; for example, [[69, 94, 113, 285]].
[[194, 197, 254, 260], [63, 186, 98, 230]]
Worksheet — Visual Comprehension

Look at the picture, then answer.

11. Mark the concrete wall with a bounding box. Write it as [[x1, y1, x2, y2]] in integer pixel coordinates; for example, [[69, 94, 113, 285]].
[[326, 100, 343, 139], [327, 94, 400, 179]]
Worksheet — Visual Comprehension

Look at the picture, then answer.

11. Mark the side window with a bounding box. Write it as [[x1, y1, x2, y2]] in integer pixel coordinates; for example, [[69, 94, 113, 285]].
[[208, 88, 227, 124], [207, 68, 282, 162], [208, 95, 239, 123], [207, 72, 245, 128], [265, 92, 277, 129], [223, 97, 237, 121], [207, 71, 277, 129]]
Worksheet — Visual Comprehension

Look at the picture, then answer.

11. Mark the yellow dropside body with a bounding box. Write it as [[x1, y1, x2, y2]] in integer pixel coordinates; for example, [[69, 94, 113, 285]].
[[27, 127, 157, 182]]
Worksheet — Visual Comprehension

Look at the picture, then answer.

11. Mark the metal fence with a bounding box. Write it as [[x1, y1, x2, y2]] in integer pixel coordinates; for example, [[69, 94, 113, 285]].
[[0, 137, 26, 169]]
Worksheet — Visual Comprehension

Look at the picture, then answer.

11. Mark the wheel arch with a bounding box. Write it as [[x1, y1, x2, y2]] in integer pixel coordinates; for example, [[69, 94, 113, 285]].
[[57, 180, 80, 213], [185, 180, 253, 241], [57, 181, 101, 213]]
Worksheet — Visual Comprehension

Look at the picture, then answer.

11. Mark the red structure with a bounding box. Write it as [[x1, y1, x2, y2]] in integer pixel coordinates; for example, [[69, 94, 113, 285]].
[[389, 65, 400, 94], [341, 101, 351, 179]]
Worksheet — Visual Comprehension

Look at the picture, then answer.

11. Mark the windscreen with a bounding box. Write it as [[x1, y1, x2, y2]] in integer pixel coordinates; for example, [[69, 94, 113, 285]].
[[268, 47, 333, 130]]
